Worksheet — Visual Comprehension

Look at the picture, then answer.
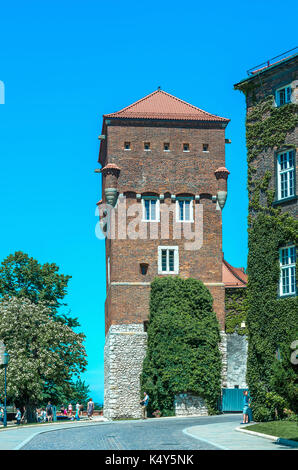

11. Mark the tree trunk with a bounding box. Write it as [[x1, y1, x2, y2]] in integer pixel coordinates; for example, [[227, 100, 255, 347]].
[[24, 403, 37, 423]]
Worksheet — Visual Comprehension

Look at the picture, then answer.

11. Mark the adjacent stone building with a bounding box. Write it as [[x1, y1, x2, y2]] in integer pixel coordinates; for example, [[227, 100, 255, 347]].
[[234, 49, 297, 411], [96, 89, 246, 418]]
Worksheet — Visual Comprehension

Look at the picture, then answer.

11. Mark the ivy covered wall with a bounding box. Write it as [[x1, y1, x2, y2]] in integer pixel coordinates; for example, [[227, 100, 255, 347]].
[[236, 62, 298, 420], [225, 288, 247, 335]]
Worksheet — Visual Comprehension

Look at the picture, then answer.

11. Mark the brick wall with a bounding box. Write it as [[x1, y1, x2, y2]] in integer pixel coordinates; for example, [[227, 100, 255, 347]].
[[101, 119, 228, 334]]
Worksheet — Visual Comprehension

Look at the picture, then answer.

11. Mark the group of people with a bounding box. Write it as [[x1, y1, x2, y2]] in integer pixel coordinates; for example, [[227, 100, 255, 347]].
[[10, 399, 95, 425]]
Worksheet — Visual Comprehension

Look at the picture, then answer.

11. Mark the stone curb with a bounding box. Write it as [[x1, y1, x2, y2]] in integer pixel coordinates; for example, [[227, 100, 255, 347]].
[[236, 426, 298, 448], [0, 418, 106, 433]]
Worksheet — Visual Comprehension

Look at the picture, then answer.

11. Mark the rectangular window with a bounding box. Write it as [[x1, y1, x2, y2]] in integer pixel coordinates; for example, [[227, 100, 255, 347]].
[[142, 198, 159, 221], [277, 150, 295, 200], [183, 143, 190, 152], [144, 142, 150, 151], [158, 246, 179, 274], [124, 142, 131, 150], [164, 143, 170, 151], [203, 144, 209, 152], [276, 85, 291, 107], [176, 199, 193, 222], [279, 246, 296, 296]]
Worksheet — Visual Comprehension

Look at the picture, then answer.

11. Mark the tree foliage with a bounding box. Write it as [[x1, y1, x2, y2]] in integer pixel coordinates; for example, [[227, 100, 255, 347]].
[[0, 251, 79, 327], [0, 297, 87, 422], [140, 277, 222, 415]]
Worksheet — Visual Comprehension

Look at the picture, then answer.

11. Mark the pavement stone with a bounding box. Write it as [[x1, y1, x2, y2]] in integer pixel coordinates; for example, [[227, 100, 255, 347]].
[[0, 417, 107, 450], [184, 421, 296, 450]]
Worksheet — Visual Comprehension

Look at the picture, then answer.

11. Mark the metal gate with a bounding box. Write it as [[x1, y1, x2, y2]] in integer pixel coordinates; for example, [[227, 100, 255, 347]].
[[221, 388, 246, 412]]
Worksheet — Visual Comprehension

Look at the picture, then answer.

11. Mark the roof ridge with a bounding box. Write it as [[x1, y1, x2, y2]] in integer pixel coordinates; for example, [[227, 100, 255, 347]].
[[104, 90, 160, 116], [104, 89, 229, 121], [223, 259, 247, 285], [156, 89, 221, 118]]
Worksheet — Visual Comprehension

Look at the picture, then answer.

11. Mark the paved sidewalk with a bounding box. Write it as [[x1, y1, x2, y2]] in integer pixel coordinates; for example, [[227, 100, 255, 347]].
[[0, 417, 107, 450], [184, 421, 295, 450]]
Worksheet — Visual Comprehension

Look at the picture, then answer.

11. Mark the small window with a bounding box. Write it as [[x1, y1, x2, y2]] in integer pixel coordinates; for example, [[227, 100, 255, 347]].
[[158, 246, 179, 274], [164, 143, 170, 151], [124, 142, 131, 150], [276, 85, 291, 107], [203, 144, 209, 152], [176, 199, 193, 222], [142, 198, 159, 221], [140, 263, 149, 275], [144, 142, 150, 151], [183, 143, 190, 152], [277, 150, 295, 200], [279, 246, 296, 296]]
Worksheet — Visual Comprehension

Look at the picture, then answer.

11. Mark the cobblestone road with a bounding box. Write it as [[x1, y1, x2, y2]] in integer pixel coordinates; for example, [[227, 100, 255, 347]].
[[22, 415, 241, 450]]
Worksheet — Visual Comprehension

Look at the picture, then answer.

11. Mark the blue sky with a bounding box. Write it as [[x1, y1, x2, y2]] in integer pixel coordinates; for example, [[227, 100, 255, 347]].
[[0, 0, 297, 403]]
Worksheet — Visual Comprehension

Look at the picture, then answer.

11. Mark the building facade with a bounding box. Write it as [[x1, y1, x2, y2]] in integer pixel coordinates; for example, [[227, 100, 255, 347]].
[[234, 50, 297, 411], [97, 89, 233, 418]]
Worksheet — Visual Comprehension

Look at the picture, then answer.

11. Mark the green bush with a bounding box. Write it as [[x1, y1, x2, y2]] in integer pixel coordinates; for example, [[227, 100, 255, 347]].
[[264, 392, 287, 420], [252, 406, 273, 423], [141, 277, 222, 415], [285, 413, 298, 423]]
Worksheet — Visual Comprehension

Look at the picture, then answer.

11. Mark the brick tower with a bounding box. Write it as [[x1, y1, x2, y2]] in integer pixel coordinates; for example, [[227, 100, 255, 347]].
[[97, 90, 230, 418]]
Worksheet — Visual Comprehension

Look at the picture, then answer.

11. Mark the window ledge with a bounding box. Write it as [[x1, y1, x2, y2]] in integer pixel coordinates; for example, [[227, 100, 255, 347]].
[[158, 271, 179, 275], [278, 293, 297, 299], [273, 195, 297, 206]]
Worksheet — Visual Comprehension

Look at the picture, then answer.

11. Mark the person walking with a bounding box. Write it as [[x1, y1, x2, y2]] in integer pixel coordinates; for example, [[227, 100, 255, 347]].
[[0, 407, 4, 424], [21, 407, 27, 424], [46, 402, 53, 422], [241, 390, 251, 424], [41, 408, 47, 423], [141, 392, 149, 419], [75, 402, 80, 421], [68, 402, 73, 419], [15, 409, 21, 425], [87, 398, 94, 420]]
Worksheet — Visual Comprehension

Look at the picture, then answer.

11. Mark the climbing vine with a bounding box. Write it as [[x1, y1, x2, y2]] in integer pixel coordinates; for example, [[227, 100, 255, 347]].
[[243, 92, 298, 420], [140, 277, 222, 416], [225, 288, 248, 336]]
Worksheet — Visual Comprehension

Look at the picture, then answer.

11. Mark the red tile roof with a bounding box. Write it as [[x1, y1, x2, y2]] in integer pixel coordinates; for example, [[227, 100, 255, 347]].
[[223, 259, 247, 288], [104, 89, 230, 123]]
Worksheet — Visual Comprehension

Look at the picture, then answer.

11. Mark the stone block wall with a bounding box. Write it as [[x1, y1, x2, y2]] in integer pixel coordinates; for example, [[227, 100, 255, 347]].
[[174, 394, 208, 416], [104, 323, 147, 419], [226, 333, 248, 389]]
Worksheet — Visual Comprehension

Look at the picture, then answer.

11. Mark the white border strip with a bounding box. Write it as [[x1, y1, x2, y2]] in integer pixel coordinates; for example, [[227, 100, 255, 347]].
[[183, 427, 229, 450]]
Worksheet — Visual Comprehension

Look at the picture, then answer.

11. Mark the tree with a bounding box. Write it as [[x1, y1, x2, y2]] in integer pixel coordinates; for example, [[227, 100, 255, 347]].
[[141, 277, 222, 415], [0, 251, 79, 327], [69, 379, 91, 407], [0, 297, 87, 422]]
